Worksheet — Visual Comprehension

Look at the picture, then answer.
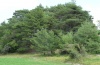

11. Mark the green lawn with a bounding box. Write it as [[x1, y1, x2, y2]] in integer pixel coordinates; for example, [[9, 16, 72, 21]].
[[0, 54, 69, 65], [0, 54, 100, 65]]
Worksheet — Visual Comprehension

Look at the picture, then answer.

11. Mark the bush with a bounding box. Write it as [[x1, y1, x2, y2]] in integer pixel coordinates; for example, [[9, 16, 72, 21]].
[[69, 49, 81, 60], [60, 43, 86, 60], [86, 39, 100, 54], [17, 47, 29, 53], [1, 45, 11, 54], [74, 22, 100, 54], [60, 32, 74, 44], [30, 29, 61, 55], [59, 32, 74, 50]]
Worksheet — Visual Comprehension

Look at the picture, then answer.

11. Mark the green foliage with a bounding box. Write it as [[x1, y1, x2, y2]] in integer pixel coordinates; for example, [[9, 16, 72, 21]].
[[31, 29, 60, 55], [86, 39, 100, 54], [58, 32, 86, 59], [50, 3, 92, 32], [59, 32, 74, 54], [60, 43, 86, 59], [69, 49, 81, 60], [1, 45, 11, 54], [17, 47, 29, 53], [74, 22, 100, 54], [0, 2, 97, 56], [61, 32, 74, 44]]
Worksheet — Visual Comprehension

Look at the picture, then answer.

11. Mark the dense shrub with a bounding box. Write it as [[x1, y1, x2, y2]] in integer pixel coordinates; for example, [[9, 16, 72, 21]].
[[74, 22, 100, 54], [30, 29, 61, 55], [17, 47, 29, 53]]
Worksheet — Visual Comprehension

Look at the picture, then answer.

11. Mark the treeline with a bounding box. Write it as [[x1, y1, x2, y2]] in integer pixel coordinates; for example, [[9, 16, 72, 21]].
[[0, 3, 100, 58]]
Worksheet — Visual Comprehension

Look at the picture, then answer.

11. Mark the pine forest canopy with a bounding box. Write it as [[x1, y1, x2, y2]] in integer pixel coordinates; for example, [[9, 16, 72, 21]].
[[0, 2, 99, 56]]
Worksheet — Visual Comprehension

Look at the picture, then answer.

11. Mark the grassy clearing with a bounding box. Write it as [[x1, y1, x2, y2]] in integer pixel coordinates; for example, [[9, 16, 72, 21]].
[[0, 54, 100, 65], [0, 54, 69, 65], [82, 55, 100, 65]]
